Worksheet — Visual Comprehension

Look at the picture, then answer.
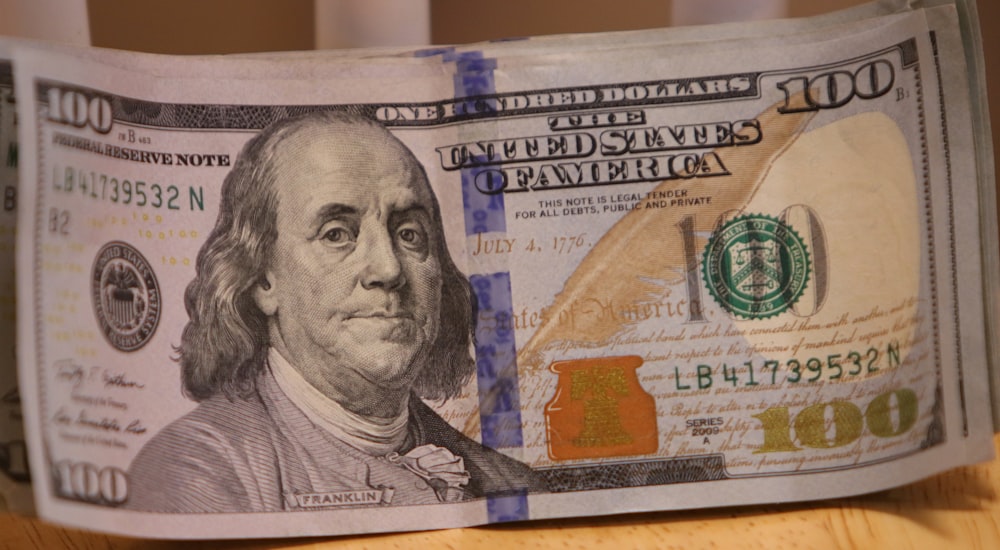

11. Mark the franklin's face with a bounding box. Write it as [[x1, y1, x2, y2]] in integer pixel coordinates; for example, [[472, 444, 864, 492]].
[[254, 121, 442, 410]]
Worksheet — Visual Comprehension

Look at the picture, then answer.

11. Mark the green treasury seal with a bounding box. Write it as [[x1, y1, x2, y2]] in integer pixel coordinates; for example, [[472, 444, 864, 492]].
[[702, 214, 810, 320]]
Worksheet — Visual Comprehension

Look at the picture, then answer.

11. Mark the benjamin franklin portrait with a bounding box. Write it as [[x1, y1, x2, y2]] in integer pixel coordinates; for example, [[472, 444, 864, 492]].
[[126, 111, 545, 512]]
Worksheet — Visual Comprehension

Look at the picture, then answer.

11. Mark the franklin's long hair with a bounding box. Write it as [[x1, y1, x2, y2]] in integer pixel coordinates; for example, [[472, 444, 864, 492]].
[[177, 111, 476, 402]]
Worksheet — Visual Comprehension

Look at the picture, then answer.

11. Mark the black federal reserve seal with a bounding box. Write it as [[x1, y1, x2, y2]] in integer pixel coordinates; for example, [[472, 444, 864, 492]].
[[92, 241, 161, 351], [702, 214, 810, 320]]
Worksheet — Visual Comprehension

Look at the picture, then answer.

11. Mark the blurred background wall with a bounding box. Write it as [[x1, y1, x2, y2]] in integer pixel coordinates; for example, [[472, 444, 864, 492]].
[[87, 0, 314, 53], [84, 0, 868, 51], [0, 0, 89, 43]]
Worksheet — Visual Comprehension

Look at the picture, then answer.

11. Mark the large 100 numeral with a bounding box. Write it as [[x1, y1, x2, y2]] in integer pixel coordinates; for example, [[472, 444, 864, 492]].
[[777, 59, 895, 114], [46, 87, 113, 134], [753, 388, 918, 453], [53, 460, 128, 505], [677, 204, 829, 323]]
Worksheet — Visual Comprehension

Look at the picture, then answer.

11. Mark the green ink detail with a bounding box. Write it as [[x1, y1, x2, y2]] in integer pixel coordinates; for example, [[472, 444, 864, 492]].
[[702, 214, 811, 320]]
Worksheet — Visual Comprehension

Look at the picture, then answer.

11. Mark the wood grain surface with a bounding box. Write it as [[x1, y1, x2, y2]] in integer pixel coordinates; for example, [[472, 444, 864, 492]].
[[1, 435, 997, 550]]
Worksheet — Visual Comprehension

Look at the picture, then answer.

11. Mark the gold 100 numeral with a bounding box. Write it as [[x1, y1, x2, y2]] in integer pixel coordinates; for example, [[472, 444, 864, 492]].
[[752, 388, 917, 453]]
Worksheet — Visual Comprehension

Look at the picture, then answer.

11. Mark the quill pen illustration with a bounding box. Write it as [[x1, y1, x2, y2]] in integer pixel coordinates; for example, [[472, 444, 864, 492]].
[[467, 96, 817, 436]]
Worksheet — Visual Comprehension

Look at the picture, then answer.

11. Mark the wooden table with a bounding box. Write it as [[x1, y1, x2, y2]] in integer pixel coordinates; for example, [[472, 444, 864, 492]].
[[2, 435, 998, 550]]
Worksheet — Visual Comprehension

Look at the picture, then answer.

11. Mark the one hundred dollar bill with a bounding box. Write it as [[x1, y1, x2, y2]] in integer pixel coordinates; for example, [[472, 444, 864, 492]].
[[7, 1, 999, 538]]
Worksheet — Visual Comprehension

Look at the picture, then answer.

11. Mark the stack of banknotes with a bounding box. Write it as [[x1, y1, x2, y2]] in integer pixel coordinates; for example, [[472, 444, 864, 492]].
[[0, 0, 997, 539]]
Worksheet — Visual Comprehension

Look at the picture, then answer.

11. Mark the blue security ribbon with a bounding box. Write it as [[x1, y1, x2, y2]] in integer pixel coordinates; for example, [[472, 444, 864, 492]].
[[417, 47, 529, 522]]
